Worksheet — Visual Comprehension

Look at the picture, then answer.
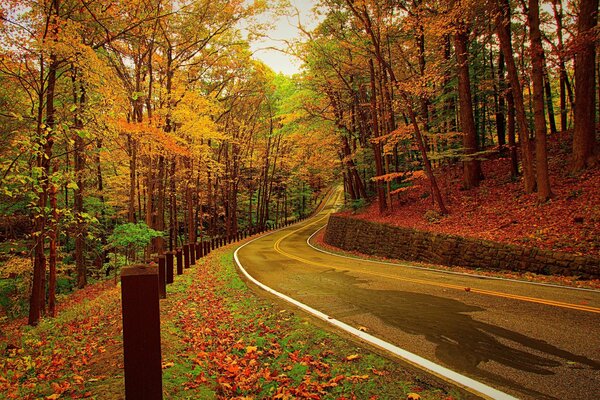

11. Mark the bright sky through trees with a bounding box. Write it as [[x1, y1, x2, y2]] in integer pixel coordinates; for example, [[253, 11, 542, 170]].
[[250, 0, 320, 75]]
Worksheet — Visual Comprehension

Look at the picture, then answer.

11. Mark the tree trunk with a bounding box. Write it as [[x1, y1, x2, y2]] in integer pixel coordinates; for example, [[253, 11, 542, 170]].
[[507, 89, 519, 178], [48, 182, 58, 317], [73, 79, 87, 289], [155, 155, 165, 253], [572, 0, 599, 170], [544, 66, 558, 135], [494, 0, 536, 193], [369, 59, 387, 213], [169, 158, 176, 250], [30, 8, 59, 323], [455, 28, 481, 189], [127, 135, 136, 223], [552, 0, 568, 132], [528, 0, 552, 201], [495, 51, 507, 147]]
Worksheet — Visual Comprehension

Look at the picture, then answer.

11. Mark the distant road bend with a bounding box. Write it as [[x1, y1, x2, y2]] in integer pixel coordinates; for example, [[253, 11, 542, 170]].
[[235, 189, 600, 400]]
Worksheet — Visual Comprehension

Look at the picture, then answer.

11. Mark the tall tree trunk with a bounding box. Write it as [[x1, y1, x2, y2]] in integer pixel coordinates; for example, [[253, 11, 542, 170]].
[[454, 27, 481, 189], [169, 158, 176, 250], [73, 76, 87, 289], [186, 158, 195, 242], [127, 135, 137, 223], [495, 51, 507, 147], [30, 1, 59, 323], [48, 181, 58, 317], [572, 0, 599, 170], [155, 155, 165, 252], [528, 0, 552, 201], [552, 0, 569, 132], [544, 66, 558, 135], [403, 93, 449, 215], [494, 0, 536, 193], [507, 89, 519, 178], [369, 59, 387, 213]]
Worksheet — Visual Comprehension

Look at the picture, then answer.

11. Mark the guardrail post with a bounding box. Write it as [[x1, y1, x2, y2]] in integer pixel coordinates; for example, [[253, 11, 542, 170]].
[[183, 244, 190, 269], [176, 248, 182, 274], [166, 251, 176, 279], [157, 257, 166, 299], [159, 254, 172, 285], [196, 240, 204, 258], [189, 242, 196, 266], [121, 265, 163, 400]]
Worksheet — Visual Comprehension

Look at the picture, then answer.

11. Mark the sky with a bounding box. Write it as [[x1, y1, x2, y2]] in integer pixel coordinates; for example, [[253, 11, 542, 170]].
[[249, 0, 320, 76]]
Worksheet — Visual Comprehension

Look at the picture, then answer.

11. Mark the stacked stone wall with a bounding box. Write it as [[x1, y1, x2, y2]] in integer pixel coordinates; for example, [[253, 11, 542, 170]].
[[323, 215, 599, 279]]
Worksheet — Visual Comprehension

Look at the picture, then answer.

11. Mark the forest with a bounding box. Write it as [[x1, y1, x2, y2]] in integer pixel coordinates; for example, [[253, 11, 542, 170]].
[[0, 0, 598, 327]]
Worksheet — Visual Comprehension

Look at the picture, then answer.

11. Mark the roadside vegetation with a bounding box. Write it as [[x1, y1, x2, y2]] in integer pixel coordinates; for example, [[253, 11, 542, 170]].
[[0, 245, 460, 400]]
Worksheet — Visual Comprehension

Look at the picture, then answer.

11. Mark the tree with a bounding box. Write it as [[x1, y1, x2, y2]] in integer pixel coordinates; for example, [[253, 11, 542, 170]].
[[526, 0, 552, 201], [572, 0, 599, 170], [454, 21, 481, 189]]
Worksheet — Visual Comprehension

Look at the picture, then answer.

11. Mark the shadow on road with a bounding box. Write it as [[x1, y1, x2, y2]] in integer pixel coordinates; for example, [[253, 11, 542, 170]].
[[303, 269, 600, 399]]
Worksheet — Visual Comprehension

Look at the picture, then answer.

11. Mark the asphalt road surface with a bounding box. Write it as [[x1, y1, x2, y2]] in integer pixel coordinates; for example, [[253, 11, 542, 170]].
[[236, 190, 600, 400]]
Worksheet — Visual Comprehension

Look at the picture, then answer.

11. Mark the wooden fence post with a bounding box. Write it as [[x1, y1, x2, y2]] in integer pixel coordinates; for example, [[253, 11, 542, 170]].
[[176, 248, 183, 274], [189, 242, 196, 266], [196, 240, 204, 258], [183, 244, 190, 269], [121, 265, 163, 400], [157, 257, 166, 299]]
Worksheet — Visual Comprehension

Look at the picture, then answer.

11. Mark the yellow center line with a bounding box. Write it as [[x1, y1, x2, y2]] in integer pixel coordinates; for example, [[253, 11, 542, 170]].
[[272, 213, 600, 315]]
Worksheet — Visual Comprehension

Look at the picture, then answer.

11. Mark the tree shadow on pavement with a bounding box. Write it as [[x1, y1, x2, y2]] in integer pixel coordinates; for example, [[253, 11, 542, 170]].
[[308, 269, 600, 400]]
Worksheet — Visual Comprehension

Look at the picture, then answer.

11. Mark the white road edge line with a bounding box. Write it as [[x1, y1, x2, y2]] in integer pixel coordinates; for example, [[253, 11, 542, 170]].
[[233, 230, 519, 400], [306, 224, 600, 294]]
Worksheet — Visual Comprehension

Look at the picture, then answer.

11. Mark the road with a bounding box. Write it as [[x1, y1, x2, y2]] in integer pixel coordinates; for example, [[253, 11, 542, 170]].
[[236, 189, 600, 400]]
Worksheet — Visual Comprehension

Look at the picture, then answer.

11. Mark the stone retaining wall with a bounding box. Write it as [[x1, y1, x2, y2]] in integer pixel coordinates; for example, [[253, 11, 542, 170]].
[[323, 215, 600, 279]]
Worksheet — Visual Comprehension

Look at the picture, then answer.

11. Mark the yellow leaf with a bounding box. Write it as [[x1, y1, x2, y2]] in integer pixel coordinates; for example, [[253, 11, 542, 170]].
[[345, 354, 360, 361], [162, 362, 174, 369], [246, 346, 258, 354]]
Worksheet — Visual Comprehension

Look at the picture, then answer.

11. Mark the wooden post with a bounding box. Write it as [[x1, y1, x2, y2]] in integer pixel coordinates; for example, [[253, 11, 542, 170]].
[[183, 244, 190, 269], [121, 265, 163, 400], [164, 254, 173, 285], [189, 242, 196, 266], [176, 248, 183, 274], [196, 241, 203, 258], [157, 258, 166, 299], [166, 251, 176, 279]]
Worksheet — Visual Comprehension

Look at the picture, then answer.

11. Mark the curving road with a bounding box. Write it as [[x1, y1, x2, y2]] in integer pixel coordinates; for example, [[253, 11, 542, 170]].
[[236, 189, 600, 400]]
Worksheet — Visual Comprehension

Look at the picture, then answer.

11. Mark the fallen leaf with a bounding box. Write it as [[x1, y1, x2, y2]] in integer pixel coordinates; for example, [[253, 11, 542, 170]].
[[345, 354, 360, 361], [246, 346, 257, 354], [162, 362, 174, 369]]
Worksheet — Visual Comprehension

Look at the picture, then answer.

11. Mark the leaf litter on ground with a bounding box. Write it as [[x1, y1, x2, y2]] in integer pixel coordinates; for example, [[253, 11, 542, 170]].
[[0, 243, 461, 399]]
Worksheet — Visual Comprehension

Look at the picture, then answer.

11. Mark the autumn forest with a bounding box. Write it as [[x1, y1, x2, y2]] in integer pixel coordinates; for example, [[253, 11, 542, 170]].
[[0, 0, 599, 398]]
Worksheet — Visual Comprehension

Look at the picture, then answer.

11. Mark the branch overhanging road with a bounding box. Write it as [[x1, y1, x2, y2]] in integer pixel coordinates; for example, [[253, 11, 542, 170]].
[[235, 189, 600, 400]]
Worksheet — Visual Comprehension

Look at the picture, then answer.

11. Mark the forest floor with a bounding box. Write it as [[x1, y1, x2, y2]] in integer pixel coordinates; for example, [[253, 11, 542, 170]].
[[341, 132, 600, 258], [0, 244, 460, 400]]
